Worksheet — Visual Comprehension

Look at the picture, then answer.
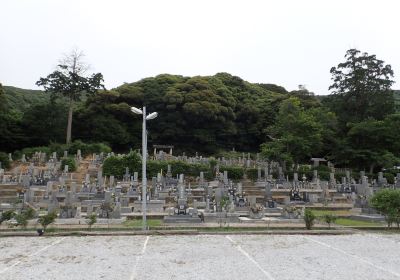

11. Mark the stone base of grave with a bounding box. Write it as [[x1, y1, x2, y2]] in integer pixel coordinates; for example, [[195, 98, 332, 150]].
[[133, 200, 165, 213], [163, 215, 202, 223]]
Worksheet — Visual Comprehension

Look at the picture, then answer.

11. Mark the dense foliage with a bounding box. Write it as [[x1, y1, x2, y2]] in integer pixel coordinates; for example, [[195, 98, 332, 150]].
[[36, 50, 104, 144], [370, 189, 400, 228], [12, 141, 111, 160], [102, 152, 212, 179], [0, 152, 10, 169], [1, 49, 399, 172], [61, 157, 77, 172], [304, 208, 316, 230]]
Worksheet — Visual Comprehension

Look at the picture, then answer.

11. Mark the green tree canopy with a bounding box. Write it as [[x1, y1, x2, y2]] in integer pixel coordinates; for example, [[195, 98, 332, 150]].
[[261, 97, 324, 166], [328, 48, 395, 126], [36, 49, 104, 144]]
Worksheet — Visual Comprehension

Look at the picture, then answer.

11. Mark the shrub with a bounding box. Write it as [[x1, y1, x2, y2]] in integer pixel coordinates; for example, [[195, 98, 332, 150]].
[[15, 214, 28, 228], [321, 214, 337, 228], [245, 168, 258, 181], [220, 166, 244, 181], [86, 213, 97, 230], [15, 207, 36, 228], [13, 141, 112, 161], [20, 146, 52, 158], [38, 211, 57, 231], [68, 140, 111, 157], [0, 152, 10, 169], [0, 210, 15, 224], [103, 152, 141, 178], [304, 208, 316, 230], [103, 152, 211, 179], [370, 189, 400, 228], [61, 157, 77, 172]]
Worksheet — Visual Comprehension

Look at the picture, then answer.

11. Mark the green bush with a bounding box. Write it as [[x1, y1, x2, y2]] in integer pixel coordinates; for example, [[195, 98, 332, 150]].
[[313, 165, 331, 173], [298, 165, 311, 174], [383, 173, 395, 184], [103, 152, 211, 179], [370, 188, 400, 228], [38, 211, 57, 231], [0, 210, 15, 224], [14, 141, 112, 161], [68, 140, 111, 157], [61, 157, 77, 172], [15, 213, 28, 228], [245, 168, 258, 181], [86, 213, 97, 230], [0, 152, 10, 169], [24, 146, 52, 157], [221, 166, 244, 181], [321, 214, 337, 228], [304, 208, 316, 230], [103, 152, 141, 178]]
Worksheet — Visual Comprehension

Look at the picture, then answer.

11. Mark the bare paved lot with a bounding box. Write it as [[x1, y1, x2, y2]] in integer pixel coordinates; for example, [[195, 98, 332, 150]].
[[1, 233, 400, 280]]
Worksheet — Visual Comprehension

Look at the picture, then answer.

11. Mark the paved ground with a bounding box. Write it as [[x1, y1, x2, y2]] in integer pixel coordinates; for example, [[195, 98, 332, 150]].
[[1, 233, 400, 280]]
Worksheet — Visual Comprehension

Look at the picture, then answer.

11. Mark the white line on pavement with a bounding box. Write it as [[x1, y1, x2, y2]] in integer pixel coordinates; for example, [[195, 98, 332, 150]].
[[130, 236, 150, 280], [304, 236, 400, 278], [226, 236, 276, 280], [0, 237, 66, 275]]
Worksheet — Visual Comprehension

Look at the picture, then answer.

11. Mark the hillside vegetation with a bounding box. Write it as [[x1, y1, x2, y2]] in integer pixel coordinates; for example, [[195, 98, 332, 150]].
[[1, 49, 400, 172]]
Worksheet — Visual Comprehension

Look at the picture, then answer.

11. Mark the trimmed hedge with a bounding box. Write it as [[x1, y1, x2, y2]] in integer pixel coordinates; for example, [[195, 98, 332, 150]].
[[0, 152, 10, 169], [103, 153, 212, 180], [13, 141, 112, 159], [61, 157, 77, 172], [220, 166, 245, 181]]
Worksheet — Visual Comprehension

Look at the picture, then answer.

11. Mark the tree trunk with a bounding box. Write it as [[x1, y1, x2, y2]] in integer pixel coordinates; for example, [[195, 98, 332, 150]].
[[66, 98, 73, 144], [369, 164, 374, 174]]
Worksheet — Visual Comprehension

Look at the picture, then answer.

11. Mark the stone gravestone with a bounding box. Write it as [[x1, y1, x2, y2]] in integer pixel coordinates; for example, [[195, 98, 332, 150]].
[[166, 165, 172, 178], [257, 167, 262, 182], [312, 170, 318, 182], [152, 177, 158, 199], [396, 174, 400, 188], [97, 170, 103, 188], [264, 166, 269, 180], [133, 172, 139, 187], [109, 175, 115, 188]]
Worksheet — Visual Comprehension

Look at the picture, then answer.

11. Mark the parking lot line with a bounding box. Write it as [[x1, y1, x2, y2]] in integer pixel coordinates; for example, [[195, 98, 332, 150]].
[[129, 236, 149, 280], [304, 236, 400, 278], [226, 235, 276, 280], [0, 237, 66, 275]]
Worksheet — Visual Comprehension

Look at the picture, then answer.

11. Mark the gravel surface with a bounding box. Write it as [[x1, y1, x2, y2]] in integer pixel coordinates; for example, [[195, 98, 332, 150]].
[[1, 233, 400, 280]]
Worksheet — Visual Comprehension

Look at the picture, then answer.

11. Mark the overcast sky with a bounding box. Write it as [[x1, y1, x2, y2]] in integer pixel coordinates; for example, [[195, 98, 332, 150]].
[[1, 0, 399, 95]]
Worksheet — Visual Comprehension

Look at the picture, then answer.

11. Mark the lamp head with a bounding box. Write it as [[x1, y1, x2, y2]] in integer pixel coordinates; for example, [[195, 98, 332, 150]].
[[130, 107, 143, 114], [146, 112, 158, 120]]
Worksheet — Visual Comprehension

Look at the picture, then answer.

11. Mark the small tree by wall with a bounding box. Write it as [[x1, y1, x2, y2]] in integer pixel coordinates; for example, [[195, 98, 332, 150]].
[[370, 189, 400, 228], [304, 208, 316, 230]]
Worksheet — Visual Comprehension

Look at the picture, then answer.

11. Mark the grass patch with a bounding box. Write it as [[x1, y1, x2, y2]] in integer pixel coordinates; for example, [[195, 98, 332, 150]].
[[312, 210, 351, 217], [334, 218, 383, 227], [123, 219, 163, 228]]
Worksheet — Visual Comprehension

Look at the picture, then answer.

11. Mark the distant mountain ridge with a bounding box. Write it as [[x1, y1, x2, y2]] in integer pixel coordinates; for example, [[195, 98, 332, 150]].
[[3, 85, 48, 114]]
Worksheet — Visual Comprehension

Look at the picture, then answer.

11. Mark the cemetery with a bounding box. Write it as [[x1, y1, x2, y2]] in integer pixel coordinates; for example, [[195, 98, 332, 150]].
[[0, 147, 397, 232]]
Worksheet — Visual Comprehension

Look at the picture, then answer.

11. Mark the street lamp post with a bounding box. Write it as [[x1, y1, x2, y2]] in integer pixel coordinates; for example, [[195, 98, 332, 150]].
[[131, 106, 158, 230]]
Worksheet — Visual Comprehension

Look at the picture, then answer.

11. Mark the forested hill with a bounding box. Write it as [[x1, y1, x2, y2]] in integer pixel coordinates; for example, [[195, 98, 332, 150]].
[[73, 73, 287, 154], [3, 86, 48, 114], [1, 71, 400, 172]]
